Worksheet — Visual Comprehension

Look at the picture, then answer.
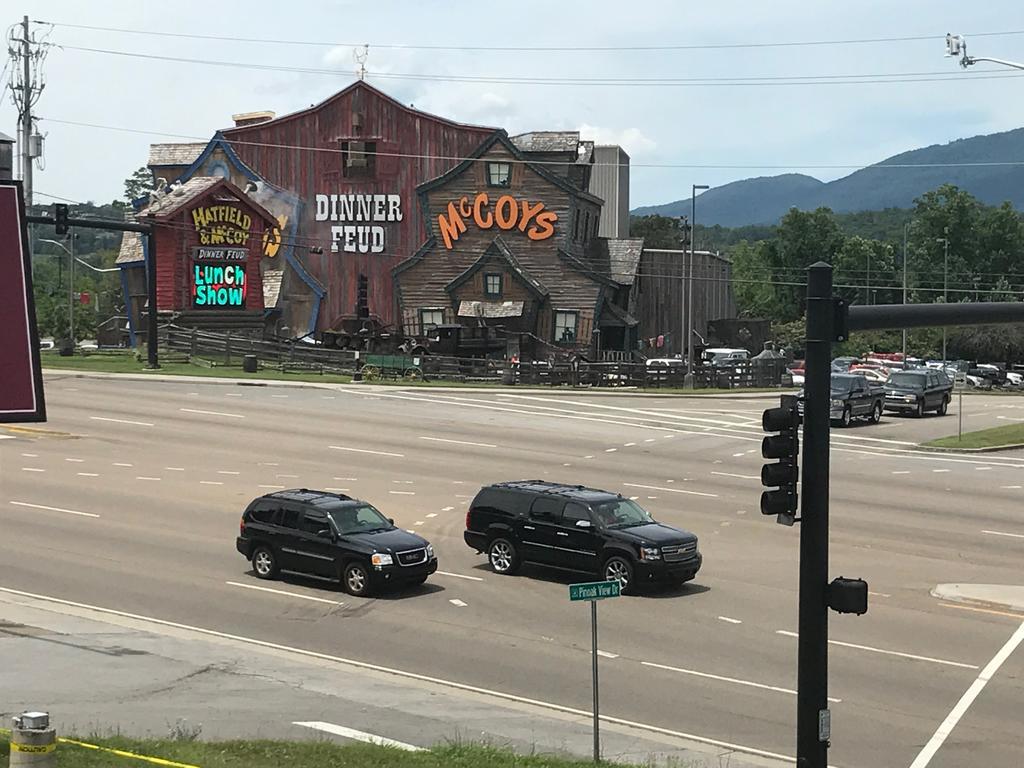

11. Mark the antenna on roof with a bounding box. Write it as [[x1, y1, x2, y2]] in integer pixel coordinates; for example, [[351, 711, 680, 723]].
[[354, 45, 369, 81]]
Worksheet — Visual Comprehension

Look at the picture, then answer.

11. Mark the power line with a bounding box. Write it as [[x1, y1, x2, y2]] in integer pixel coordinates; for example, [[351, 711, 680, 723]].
[[33, 20, 1024, 53], [37, 117, 1024, 171], [47, 43, 1024, 87]]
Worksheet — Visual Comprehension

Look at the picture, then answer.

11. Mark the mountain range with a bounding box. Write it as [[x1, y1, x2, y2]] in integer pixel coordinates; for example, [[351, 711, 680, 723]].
[[631, 127, 1024, 227]]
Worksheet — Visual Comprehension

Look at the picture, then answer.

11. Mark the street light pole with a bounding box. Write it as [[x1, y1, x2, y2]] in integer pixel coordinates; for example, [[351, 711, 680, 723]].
[[939, 228, 949, 362], [686, 184, 710, 387], [902, 221, 909, 360], [947, 34, 1024, 71]]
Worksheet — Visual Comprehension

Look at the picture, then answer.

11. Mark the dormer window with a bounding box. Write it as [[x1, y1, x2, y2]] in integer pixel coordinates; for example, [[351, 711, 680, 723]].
[[342, 140, 376, 178], [487, 162, 512, 187]]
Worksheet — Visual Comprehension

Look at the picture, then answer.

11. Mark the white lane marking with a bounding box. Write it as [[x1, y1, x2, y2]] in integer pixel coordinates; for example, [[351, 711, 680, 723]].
[[0, 586, 797, 765], [390, 491, 416, 496], [624, 442, 636, 447], [335, 477, 358, 481], [392, 480, 414, 484], [974, 466, 992, 471], [596, 650, 619, 659], [418, 436, 497, 449], [329, 445, 404, 458], [90, 416, 153, 427], [76, 472, 99, 477], [868, 591, 892, 598], [200, 481, 223, 486], [405, 529, 416, 533], [10, 501, 100, 518], [641, 661, 841, 703], [436, 571, 484, 582], [271, 394, 289, 398], [426, 513, 438, 518], [644, 438, 656, 442], [217, 470, 241, 475], [165, 467, 185, 472], [583, 455, 594, 459], [449, 599, 468, 607], [65, 458, 84, 463], [563, 463, 572, 467], [623, 482, 718, 498], [413, 520, 424, 525], [324, 488, 349, 493], [321, 396, 336, 400], [732, 452, 746, 457], [605, 448, 617, 453], [1001, 485, 1022, 489], [441, 506, 454, 512], [20, 453, 38, 457], [261, 462, 280, 467], [909, 621, 1024, 768], [711, 471, 760, 480], [982, 529, 1024, 540], [136, 476, 161, 481], [933, 469, 951, 473], [21, 467, 45, 472], [718, 616, 743, 624], [276, 474, 299, 479], [113, 462, 133, 467], [225, 393, 243, 397], [179, 407, 245, 419], [892, 470, 910, 475], [774, 630, 976, 668], [258, 484, 285, 489], [292, 721, 420, 751], [225, 581, 344, 606]]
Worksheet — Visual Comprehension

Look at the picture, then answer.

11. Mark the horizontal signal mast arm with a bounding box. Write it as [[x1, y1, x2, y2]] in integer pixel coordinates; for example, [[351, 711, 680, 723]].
[[847, 302, 1024, 332]]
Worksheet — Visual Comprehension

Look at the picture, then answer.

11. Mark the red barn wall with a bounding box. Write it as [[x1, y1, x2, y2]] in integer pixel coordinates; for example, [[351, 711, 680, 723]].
[[222, 83, 494, 330]]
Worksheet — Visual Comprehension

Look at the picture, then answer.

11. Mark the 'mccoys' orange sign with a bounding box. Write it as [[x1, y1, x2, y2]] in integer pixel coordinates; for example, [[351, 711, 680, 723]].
[[437, 193, 557, 250]]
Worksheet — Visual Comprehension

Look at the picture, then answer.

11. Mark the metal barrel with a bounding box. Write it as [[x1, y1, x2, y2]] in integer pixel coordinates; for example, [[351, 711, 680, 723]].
[[9, 712, 57, 768]]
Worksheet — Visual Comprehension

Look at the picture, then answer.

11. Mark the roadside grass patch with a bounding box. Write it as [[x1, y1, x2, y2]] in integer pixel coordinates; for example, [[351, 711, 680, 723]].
[[0, 734, 680, 768], [923, 423, 1024, 450]]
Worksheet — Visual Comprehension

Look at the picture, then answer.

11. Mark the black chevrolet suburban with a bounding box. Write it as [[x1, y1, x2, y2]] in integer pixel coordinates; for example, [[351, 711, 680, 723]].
[[236, 489, 437, 596], [464, 481, 701, 593]]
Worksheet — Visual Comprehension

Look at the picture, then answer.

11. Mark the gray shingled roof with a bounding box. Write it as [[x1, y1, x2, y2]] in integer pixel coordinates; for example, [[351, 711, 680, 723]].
[[117, 231, 144, 265], [607, 238, 644, 285], [511, 131, 580, 153], [139, 177, 223, 218], [148, 143, 206, 167]]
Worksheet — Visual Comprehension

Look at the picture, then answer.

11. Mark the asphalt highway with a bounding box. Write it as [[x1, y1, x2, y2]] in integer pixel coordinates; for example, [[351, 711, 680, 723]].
[[2, 374, 1023, 768]]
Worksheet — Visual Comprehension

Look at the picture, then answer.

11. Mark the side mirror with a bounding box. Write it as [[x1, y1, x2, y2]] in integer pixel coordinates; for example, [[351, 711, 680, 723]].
[[388, 518, 395, 525], [575, 519, 592, 529], [316, 529, 334, 540]]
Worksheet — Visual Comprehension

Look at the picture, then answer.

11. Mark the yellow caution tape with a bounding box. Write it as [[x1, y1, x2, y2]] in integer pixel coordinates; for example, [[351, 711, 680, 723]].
[[10, 741, 56, 753], [58, 737, 201, 768]]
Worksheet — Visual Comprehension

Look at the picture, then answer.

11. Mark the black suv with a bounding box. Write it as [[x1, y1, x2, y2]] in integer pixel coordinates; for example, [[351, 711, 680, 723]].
[[236, 489, 437, 596], [884, 370, 952, 417], [464, 481, 701, 594]]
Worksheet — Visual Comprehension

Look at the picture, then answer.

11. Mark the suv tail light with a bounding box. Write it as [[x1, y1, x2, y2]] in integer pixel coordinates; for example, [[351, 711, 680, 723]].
[[239, 516, 246, 535], [465, 509, 471, 529]]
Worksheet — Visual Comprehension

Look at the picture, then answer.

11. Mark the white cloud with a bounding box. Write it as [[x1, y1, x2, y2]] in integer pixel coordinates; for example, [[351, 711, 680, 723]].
[[576, 124, 657, 155]]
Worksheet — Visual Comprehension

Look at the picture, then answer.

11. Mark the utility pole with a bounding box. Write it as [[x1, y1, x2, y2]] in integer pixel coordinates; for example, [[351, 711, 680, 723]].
[[902, 221, 909, 360], [938, 228, 949, 362], [685, 184, 709, 386], [67, 231, 75, 344], [20, 15, 33, 207]]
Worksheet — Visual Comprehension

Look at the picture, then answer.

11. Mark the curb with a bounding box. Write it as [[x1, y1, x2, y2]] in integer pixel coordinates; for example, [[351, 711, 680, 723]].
[[931, 583, 1024, 614], [41, 369, 794, 399], [917, 442, 1024, 454]]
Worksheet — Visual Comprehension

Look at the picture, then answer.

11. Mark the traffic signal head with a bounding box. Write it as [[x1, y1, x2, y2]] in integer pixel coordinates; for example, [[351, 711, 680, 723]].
[[761, 395, 800, 525], [54, 203, 69, 236]]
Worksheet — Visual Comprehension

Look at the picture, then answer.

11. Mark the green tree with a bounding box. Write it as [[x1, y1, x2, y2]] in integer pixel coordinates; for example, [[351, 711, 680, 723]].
[[124, 166, 154, 203], [629, 214, 684, 249], [731, 240, 778, 318]]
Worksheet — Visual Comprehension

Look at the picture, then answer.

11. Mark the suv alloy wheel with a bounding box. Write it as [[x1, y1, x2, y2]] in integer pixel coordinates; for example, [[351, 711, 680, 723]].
[[915, 400, 925, 418], [603, 556, 634, 594], [343, 561, 372, 597], [937, 397, 949, 416], [870, 402, 882, 424], [488, 538, 519, 575], [252, 546, 278, 580], [840, 407, 852, 427]]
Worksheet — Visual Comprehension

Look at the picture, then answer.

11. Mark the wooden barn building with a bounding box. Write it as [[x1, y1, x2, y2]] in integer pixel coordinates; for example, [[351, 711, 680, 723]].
[[119, 80, 733, 359]]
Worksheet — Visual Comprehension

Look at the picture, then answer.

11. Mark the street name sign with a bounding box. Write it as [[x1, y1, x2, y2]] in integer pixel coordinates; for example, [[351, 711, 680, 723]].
[[569, 580, 621, 601]]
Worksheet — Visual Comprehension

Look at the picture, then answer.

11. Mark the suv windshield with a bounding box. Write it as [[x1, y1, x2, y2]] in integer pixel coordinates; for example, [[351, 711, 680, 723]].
[[889, 372, 924, 387], [592, 498, 654, 529], [327, 504, 391, 534], [830, 375, 856, 394]]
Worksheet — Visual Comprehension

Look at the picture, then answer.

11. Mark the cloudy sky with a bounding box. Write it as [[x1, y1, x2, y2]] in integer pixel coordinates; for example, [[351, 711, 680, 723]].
[[3, 0, 1024, 209]]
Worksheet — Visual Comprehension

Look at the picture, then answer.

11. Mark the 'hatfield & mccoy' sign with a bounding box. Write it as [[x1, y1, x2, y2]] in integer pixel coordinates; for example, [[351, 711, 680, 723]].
[[315, 193, 403, 254], [437, 193, 557, 250], [190, 204, 251, 309]]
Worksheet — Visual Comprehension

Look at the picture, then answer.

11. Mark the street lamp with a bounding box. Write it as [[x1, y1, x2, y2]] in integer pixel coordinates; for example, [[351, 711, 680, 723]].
[[937, 228, 949, 362], [946, 34, 1024, 71], [902, 221, 910, 361], [686, 184, 710, 386]]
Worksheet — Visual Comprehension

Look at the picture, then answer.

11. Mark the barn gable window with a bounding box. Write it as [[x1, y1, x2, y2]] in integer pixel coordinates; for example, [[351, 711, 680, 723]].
[[342, 140, 376, 178], [420, 308, 445, 331], [484, 273, 502, 297], [486, 162, 512, 187]]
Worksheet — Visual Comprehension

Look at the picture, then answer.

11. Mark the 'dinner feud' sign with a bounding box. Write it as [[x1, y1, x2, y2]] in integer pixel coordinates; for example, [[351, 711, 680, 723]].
[[193, 263, 246, 308]]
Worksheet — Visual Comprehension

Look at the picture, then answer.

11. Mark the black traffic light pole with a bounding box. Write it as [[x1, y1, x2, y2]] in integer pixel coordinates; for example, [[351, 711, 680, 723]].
[[794, 263, 1024, 768], [28, 207, 159, 369]]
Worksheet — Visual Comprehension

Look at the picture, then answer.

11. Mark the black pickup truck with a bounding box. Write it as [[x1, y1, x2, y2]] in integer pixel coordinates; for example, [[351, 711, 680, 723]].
[[799, 373, 885, 426], [884, 370, 953, 417]]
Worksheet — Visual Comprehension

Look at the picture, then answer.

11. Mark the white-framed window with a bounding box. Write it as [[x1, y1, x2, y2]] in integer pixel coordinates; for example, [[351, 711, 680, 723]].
[[420, 308, 445, 331], [554, 310, 578, 344], [484, 273, 502, 297], [487, 162, 512, 187]]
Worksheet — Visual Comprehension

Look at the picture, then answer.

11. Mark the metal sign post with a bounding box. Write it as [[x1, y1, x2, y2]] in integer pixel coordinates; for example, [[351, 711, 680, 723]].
[[569, 579, 620, 762]]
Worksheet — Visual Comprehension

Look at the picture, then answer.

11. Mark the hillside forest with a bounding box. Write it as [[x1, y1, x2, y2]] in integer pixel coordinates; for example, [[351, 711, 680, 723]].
[[631, 184, 1024, 362]]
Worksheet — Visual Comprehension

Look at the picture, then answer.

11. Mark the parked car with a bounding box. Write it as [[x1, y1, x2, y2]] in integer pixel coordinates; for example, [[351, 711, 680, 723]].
[[236, 489, 436, 596], [464, 481, 701, 594], [796, 373, 885, 426], [884, 370, 953, 417], [848, 366, 888, 384], [704, 348, 749, 368], [831, 356, 860, 373]]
